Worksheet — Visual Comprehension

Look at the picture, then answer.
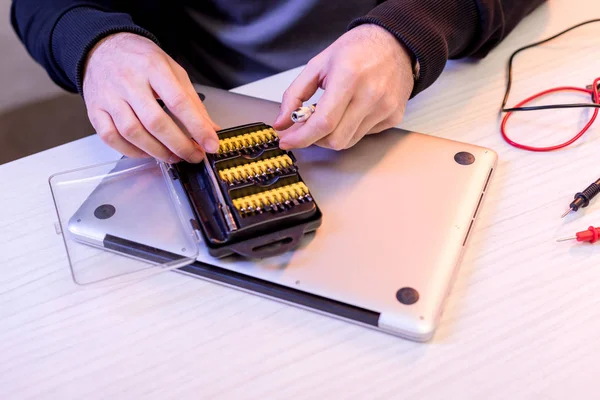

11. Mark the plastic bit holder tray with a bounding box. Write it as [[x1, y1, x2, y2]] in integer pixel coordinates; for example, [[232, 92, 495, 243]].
[[172, 122, 322, 258]]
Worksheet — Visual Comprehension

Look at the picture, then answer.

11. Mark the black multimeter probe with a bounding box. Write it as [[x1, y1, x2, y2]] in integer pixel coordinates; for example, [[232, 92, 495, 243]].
[[562, 178, 600, 218]]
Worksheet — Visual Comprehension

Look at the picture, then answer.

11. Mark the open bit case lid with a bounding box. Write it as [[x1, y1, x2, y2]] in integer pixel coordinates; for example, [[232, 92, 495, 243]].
[[49, 156, 200, 287]]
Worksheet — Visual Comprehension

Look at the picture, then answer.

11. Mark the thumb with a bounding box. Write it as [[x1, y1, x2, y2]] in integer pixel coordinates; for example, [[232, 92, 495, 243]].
[[273, 60, 322, 130]]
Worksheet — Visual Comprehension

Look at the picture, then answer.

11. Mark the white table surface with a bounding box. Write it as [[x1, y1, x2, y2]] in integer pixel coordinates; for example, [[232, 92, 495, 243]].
[[3, 1, 600, 398]]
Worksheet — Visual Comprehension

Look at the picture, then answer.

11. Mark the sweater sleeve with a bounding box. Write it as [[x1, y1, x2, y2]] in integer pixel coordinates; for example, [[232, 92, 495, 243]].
[[10, 0, 159, 94], [348, 0, 547, 98]]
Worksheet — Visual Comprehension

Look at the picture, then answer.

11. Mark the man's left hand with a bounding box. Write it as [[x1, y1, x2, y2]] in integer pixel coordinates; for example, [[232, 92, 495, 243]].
[[273, 24, 415, 150]]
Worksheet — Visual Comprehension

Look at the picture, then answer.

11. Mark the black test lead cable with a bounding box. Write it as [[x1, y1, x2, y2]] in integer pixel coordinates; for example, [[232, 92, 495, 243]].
[[501, 18, 600, 113], [496, 18, 600, 218], [500, 18, 600, 152]]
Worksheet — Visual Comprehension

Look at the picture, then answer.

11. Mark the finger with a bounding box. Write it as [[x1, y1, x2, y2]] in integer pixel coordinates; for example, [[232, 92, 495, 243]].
[[278, 74, 354, 150], [369, 114, 403, 133], [149, 65, 220, 153], [273, 59, 323, 130], [90, 109, 149, 158], [314, 96, 373, 151], [344, 94, 406, 149], [109, 100, 178, 163], [168, 60, 222, 132], [342, 113, 381, 150], [126, 85, 207, 163], [343, 111, 403, 150], [341, 101, 391, 149]]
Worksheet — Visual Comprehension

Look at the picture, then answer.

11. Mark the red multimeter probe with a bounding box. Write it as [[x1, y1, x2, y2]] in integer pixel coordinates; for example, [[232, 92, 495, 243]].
[[557, 226, 600, 244]]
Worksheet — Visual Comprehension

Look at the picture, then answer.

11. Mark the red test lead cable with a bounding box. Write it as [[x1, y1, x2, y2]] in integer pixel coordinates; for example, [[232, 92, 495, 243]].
[[500, 77, 600, 152], [499, 19, 600, 152]]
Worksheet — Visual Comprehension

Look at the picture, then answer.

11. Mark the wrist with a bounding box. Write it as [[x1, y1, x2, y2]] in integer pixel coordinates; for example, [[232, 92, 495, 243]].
[[84, 32, 140, 67], [50, 6, 161, 94], [348, 0, 478, 99], [82, 32, 154, 94], [376, 24, 419, 79], [356, 23, 418, 91]]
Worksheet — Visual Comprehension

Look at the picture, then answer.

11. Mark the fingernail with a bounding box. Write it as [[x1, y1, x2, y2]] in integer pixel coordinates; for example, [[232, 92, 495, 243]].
[[168, 154, 181, 164], [203, 138, 220, 153], [191, 151, 205, 163]]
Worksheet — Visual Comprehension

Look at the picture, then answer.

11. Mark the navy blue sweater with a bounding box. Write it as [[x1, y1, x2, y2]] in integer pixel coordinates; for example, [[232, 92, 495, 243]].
[[10, 0, 545, 96]]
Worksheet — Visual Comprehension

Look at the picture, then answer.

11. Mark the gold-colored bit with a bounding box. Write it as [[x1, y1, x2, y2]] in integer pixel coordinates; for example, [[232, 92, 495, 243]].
[[217, 128, 278, 155], [218, 155, 294, 184], [232, 183, 311, 215]]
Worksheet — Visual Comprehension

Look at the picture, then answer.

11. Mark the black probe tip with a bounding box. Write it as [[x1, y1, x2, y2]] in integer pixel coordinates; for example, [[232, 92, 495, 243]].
[[561, 208, 572, 218]]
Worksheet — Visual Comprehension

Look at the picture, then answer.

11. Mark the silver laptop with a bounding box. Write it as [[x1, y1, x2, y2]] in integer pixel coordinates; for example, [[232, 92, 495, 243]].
[[62, 85, 497, 342]]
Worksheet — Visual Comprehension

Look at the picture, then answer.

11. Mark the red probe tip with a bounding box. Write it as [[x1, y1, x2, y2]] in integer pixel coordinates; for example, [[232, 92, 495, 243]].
[[557, 226, 600, 244]]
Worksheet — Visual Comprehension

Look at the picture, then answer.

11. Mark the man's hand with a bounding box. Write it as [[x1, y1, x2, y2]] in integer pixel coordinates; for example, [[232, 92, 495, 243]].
[[273, 24, 415, 150], [82, 33, 221, 163]]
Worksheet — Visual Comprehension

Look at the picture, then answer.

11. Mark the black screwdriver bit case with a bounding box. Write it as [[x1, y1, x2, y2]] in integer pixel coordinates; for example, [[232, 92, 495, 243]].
[[169, 122, 322, 259]]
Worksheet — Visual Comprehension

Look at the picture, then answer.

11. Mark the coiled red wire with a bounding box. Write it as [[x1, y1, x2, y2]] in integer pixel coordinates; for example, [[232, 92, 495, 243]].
[[499, 19, 600, 152], [500, 77, 600, 152]]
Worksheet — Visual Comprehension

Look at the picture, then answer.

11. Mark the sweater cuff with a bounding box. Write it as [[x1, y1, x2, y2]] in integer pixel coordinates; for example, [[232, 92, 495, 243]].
[[348, 0, 479, 98], [51, 6, 160, 94]]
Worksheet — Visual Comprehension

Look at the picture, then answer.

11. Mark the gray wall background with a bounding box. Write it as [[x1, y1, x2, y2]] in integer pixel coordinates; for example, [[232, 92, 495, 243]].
[[0, 0, 93, 165]]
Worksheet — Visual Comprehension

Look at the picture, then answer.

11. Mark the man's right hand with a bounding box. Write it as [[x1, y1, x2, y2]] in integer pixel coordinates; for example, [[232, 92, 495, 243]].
[[82, 32, 220, 163]]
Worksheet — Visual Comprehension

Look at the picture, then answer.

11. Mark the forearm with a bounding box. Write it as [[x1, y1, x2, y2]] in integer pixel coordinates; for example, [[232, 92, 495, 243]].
[[10, 0, 159, 93], [349, 0, 547, 97]]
